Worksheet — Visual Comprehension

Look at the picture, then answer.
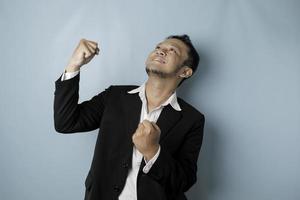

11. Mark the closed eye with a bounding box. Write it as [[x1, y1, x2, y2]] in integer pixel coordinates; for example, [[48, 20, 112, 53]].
[[170, 48, 177, 54]]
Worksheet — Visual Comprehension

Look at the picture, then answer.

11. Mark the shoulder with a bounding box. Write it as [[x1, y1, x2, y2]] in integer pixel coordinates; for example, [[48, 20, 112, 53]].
[[103, 85, 139, 97], [177, 97, 205, 123], [107, 84, 139, 93], [110, 84, 139, 90]]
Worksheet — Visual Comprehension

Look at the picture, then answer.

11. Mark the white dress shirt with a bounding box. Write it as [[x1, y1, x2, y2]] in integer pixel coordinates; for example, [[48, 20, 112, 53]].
[[60, 70, 182, 200]]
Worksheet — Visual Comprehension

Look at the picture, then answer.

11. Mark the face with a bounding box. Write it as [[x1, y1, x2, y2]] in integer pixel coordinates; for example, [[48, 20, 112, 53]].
[[145, 38, 190, 78]]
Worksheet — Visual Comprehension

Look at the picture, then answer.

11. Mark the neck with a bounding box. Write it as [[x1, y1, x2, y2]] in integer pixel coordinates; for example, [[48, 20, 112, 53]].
[[145, 76, 177, 108]]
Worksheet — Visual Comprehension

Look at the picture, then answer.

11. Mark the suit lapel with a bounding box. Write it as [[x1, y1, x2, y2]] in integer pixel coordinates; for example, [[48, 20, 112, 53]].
[[124, 92, 142, 138], [119, 91, 141, 168], [156, 104, 182, 141]]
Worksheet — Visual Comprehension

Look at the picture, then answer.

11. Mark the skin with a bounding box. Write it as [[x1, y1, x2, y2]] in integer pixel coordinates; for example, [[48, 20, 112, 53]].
[[145, 38, 193, 112], [65, 38, 193, 161]]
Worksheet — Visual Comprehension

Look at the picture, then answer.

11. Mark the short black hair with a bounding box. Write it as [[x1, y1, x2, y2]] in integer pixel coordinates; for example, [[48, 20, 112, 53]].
[[166, 34, 200, 87]]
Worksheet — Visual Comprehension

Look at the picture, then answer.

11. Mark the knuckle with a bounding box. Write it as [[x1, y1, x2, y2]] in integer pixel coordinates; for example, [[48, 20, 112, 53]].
[[145, 128, 151, 135], [132, 134, 136, 140], [157, 126, 161, 132]]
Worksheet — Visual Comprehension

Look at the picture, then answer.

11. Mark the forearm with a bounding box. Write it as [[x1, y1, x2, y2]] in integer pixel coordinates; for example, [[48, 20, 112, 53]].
[[54, 72, 111, 133], [54, 72, 81, 132]]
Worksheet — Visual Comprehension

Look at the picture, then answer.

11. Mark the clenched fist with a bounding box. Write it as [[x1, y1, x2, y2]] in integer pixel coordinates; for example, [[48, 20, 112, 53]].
[[65, 38, 100, 72], [132, 120, 161, 161]]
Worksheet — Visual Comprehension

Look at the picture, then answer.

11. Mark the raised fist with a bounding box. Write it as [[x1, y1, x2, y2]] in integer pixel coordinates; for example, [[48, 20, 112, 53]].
[[65, 39, 99, 72]]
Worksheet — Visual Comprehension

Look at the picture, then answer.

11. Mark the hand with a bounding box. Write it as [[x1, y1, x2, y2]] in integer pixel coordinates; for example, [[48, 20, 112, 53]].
[[65, 38, 100, 72], [132, 120, 161, 161]]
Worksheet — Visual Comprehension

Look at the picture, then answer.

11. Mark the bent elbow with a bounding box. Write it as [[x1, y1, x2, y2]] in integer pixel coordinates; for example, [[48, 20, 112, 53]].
[[54, 121, 70, 134]]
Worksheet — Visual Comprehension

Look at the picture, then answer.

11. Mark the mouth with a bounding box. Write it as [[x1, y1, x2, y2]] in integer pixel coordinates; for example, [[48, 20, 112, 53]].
[[153, 57, 166, 64]]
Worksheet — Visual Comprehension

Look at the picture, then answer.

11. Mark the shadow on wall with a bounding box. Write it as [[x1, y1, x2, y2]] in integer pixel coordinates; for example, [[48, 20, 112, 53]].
[[178, 44, 222, 199]]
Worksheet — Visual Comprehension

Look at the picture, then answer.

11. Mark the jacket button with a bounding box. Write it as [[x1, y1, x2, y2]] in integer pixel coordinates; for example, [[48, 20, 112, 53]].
[[113, 185, 120, 192], [122, 162, 129, 168]]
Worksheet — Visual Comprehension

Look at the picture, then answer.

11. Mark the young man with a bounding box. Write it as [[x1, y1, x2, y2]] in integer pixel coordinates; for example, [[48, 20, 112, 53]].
[[54, 35, 205, 200]]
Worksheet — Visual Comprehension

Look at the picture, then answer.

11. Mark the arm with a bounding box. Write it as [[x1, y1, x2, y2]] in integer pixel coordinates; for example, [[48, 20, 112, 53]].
[[54, 38, 105, 133], [143, 115, 205, 195], [54, 72, 111, 133]]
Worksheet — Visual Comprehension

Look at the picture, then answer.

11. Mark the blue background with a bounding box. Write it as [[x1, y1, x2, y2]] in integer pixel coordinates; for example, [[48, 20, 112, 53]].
[[1, 0, 299, 199]]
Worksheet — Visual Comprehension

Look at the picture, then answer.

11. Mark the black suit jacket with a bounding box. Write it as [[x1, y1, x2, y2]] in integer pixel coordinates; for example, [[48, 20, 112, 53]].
[[53, 72, 205, 200]]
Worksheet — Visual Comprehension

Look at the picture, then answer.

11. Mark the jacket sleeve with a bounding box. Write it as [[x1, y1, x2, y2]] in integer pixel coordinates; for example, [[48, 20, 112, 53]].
[[143, 114, 205, 195], [53, 72, 111, 133]]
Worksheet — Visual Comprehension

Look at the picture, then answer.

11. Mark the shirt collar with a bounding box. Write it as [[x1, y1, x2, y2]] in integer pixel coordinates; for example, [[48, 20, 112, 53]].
[[127, 82, 182, 111]]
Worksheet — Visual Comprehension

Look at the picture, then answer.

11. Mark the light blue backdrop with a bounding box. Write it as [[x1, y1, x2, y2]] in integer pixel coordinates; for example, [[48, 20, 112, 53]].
[[1, 0, 299, 199]]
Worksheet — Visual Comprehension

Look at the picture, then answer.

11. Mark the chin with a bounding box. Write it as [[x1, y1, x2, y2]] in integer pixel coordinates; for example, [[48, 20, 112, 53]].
[[146, 66, 169, 77], [147, 62, 164, 69], [146, 65, 161, 72]]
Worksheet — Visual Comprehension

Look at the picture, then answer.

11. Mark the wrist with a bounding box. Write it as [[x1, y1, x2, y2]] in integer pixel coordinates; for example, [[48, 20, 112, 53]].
[[144, 145, 159, 162], [65, 65, 80, 73]]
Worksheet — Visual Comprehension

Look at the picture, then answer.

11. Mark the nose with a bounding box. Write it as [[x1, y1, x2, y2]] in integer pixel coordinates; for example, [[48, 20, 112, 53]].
[[156, 48, 166, 56]]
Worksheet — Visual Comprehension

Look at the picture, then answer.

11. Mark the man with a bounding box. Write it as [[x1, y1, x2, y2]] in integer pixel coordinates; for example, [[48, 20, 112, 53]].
[[53, 34, 205, 200]]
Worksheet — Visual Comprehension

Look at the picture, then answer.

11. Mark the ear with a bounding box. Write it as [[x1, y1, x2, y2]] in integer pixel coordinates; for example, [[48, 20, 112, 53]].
[[179, 66, 193, 78]]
